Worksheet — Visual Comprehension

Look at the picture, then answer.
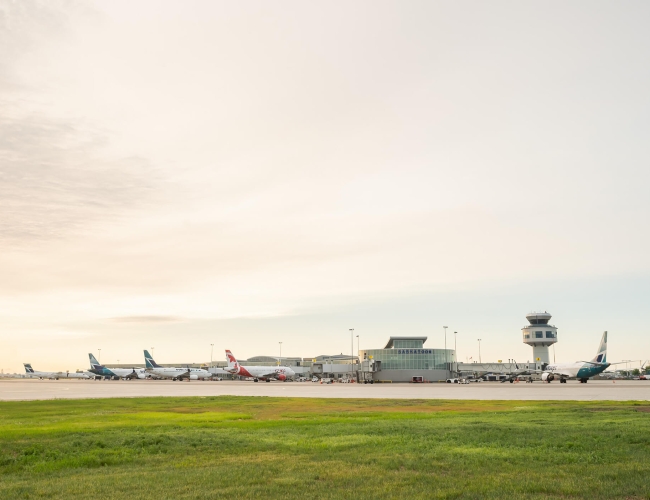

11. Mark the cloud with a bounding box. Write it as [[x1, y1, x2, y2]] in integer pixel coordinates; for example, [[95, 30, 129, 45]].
[[0, 1, 158, 244], [0, 0, 73, 88], [109, 316, 185, 323], [0, 105, 158, 243]]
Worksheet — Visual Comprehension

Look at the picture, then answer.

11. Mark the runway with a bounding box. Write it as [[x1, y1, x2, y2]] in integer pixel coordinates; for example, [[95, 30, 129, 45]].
[[1, 378, 649, 401]]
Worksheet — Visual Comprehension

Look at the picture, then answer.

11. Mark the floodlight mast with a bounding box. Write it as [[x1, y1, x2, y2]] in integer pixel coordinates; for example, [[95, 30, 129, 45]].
[[349, 329, 354, 381], [443, 326, 448, 379], [454, 331, 457, 376]]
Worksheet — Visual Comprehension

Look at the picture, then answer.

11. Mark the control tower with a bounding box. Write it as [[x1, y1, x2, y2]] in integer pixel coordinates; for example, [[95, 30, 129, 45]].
[[522, 311, 558, 364]]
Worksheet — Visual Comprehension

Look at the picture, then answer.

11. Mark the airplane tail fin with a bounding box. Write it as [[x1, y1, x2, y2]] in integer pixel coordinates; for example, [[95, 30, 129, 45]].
[[88, 353, 102, 368], [23, 363, 34, 373], [144, 350, 161, 368], [225, 350, 238, 369], [591, 331, 607, 364]]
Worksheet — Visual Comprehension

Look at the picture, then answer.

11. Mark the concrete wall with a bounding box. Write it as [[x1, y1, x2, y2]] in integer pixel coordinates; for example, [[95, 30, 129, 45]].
[[374, 369, 447, 383]]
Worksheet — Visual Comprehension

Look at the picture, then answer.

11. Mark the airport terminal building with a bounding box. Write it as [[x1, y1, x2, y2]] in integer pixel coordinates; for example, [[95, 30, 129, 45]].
[[360, 336, 454, 382]]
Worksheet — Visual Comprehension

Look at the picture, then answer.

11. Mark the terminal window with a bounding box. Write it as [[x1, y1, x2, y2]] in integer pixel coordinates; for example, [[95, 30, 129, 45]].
[[394, 340, 424, 349], [535, 331, 543, 338]]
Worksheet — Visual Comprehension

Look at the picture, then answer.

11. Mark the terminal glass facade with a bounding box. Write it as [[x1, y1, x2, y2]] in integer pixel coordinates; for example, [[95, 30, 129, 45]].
[[393, 340, 423, 349], [360, 348, 455, 370]]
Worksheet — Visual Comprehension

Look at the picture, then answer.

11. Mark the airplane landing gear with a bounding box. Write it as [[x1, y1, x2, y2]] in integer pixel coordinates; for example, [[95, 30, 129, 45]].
[[265, 379, 271, 383], [579, 378, 588, 383], [253, 378, 258, 382]]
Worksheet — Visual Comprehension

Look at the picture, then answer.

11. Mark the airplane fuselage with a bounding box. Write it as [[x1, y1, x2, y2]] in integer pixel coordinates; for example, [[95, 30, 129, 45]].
[[27, 371, 89, 380], [146, 367, 212, 380], [228, 364, 295, 381], [543, 361, 610, 381], [89, 366, 148, 380]]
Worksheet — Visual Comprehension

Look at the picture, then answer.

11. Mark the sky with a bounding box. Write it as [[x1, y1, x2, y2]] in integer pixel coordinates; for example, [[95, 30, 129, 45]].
[[1, 1, 649, 372]]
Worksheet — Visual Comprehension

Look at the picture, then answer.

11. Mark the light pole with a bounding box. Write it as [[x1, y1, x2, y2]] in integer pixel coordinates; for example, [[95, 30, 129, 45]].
[[477, 339, 482, 363], [350, 329, 354, 381], [356, 335, 360, 357], [210, 344, 214, 369], [443, 326, 448, 378], [98, 349, 101, 364], [454, 331, 457, 376], [278, 342, 282, 366]]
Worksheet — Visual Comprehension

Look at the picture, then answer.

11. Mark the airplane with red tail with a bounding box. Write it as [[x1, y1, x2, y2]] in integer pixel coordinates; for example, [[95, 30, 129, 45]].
[[225, 350, 295, 382]]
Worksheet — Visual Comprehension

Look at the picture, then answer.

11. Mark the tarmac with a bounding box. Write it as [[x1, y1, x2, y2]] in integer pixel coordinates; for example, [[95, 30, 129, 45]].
[[1, 378, 649, 401]]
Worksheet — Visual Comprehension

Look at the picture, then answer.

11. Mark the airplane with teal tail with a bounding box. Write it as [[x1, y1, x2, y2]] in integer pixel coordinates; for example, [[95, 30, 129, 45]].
[[541, 331, 612, 383], [88, 353, 147, 380], [24, 363, 90, 380]]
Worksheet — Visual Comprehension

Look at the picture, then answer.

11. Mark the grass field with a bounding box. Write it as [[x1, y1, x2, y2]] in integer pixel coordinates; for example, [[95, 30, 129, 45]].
[[1, 397, 649, 499]]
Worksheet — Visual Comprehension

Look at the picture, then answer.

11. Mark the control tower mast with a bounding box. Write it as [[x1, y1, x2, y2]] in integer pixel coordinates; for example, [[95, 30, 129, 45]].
[[522, 312, 558, 364]]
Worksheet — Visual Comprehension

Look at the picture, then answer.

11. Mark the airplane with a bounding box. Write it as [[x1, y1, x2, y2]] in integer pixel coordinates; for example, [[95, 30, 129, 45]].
[[541, 331, 614, 384], [501, 332, 624, 384], [225, 350, 295, 382], [143, 350, 213, 381], [87, 353, 148, 380], [23, 363, 90, 380]]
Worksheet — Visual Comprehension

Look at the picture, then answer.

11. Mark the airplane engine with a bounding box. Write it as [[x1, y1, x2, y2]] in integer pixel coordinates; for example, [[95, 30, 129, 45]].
[[541, 372, 554, 383], [277, 374, 287, 381], [190, 374, 199, 380]]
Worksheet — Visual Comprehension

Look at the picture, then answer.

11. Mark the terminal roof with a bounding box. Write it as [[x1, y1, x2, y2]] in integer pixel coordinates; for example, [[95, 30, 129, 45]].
[[384, 337, 428, 349]]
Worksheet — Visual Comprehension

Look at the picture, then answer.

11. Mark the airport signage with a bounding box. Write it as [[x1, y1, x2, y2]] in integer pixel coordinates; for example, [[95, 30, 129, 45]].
[[397, 349, 433, 354]]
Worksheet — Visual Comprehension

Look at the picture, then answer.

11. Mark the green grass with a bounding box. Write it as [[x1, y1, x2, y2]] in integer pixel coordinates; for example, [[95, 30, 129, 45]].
[[1, 397, 649, 499]]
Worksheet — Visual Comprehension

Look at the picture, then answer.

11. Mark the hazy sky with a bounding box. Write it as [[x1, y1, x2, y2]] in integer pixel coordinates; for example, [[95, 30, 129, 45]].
[[1, 1, 649, 372]]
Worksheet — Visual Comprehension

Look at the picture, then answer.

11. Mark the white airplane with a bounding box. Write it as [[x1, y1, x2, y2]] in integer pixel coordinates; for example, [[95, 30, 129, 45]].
[[541, 331, 614, 384], [87, 354, 148, 380], [143, 350, 213, 381], [23, 363, 90, 380], [225, 350, 295, 382]]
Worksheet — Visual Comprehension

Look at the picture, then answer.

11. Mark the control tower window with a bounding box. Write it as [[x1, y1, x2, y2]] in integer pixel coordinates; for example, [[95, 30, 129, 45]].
[[545, 331, 554, 338], [535, 331, 543, 339], [524, 334, 530, 339]]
